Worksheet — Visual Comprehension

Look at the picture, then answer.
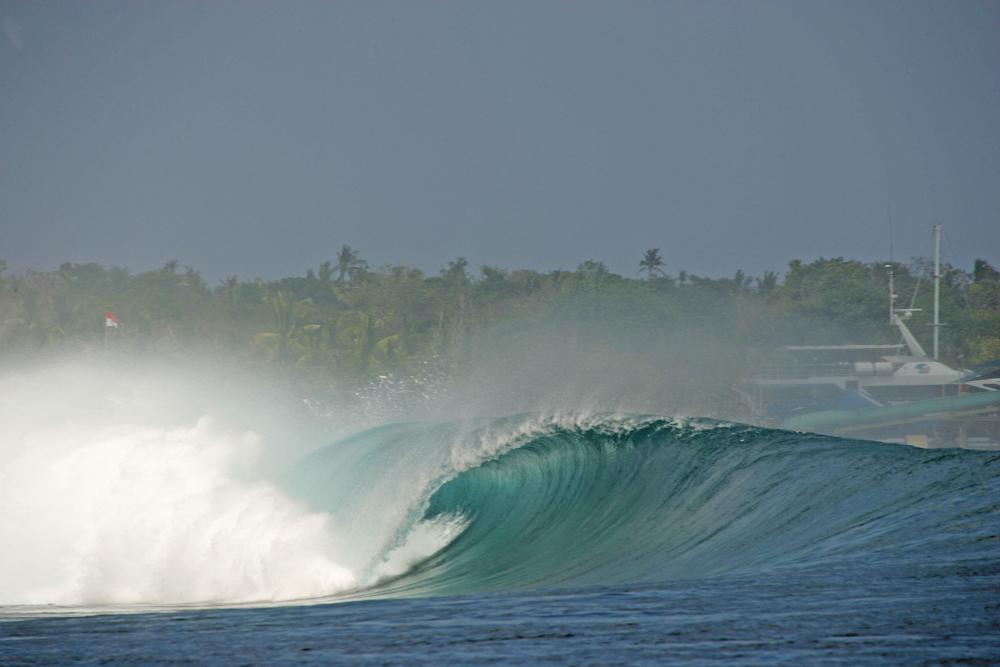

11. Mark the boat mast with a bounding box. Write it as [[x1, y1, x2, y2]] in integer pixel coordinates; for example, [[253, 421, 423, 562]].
[[886, 264, 896, 325], [933, 223, 941, 360]]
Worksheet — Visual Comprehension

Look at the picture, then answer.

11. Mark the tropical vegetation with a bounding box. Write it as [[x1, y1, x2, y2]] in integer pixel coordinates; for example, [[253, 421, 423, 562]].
[[1, 250, 998, 392]]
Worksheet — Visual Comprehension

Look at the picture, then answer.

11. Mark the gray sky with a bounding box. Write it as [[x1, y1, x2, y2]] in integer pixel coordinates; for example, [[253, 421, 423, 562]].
[[1, 0, 998, 282]]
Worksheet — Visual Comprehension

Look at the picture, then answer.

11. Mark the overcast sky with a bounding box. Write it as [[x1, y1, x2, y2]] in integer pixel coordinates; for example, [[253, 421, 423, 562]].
[[1, 1, 998, 282]]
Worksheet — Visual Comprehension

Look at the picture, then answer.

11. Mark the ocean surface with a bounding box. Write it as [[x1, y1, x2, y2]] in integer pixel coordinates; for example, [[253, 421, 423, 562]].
[[2, 414, 999, 664]]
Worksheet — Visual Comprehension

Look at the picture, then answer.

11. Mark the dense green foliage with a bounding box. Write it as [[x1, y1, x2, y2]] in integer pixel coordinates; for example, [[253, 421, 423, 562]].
[[1, 250, 998, 385]]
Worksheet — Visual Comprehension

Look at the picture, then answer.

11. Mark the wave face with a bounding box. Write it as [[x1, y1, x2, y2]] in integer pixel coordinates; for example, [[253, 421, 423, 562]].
[[296, 416, 1000, 599]]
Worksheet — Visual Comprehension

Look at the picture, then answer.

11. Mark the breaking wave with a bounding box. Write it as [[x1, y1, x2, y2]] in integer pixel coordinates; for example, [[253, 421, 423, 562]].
[[2, 363, 997, 609]]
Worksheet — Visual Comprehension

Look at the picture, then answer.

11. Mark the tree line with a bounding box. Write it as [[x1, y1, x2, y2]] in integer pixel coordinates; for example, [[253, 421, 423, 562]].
[[1, 248, 998, 385]]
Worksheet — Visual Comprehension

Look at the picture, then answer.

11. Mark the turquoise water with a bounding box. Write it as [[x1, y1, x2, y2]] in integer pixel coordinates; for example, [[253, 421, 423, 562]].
[[291, 416, 999, 598], [2, 415, 998, 663]]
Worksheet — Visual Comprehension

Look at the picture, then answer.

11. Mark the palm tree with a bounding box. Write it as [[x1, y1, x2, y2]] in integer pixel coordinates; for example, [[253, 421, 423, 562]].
[[639, 248, 665, 280], [756, 270, 779, 295], [334, 245, 367, 284], [318, 261, 334, 284], [441, 257, 470, 290], [217, 276, 239, 312], [973, 258, 999, 283], [733, 269, 750, 290], [253, 291, 319, 366]]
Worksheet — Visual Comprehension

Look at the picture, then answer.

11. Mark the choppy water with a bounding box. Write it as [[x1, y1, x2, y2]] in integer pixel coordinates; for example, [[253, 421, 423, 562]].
[[2, 401, 998, 664]]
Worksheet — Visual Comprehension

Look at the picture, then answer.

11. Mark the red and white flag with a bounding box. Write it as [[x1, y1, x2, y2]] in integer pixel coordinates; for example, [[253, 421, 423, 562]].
[[105, 311, 120, 328]]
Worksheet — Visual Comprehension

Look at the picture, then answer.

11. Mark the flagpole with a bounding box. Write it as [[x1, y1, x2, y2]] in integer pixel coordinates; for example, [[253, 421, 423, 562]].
[[103, 311, 120, 353]]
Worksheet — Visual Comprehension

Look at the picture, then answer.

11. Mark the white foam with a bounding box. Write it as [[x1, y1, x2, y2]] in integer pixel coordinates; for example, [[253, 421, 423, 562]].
[[0, 362, 359, 606]]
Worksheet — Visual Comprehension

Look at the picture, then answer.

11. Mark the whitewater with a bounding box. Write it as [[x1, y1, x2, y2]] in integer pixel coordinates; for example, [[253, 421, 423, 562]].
[[1, 361, 998, 663]]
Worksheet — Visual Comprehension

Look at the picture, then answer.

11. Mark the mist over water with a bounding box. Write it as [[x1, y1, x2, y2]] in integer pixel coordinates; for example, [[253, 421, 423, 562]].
[[423, 313, 746, 423]]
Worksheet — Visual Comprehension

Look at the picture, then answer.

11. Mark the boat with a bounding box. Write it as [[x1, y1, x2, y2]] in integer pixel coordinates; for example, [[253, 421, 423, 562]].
[[735, 226, 1000, 449]]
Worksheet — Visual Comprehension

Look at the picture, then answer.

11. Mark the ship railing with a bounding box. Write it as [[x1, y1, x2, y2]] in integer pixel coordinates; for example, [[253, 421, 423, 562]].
[[746, 363, 858, 381]]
